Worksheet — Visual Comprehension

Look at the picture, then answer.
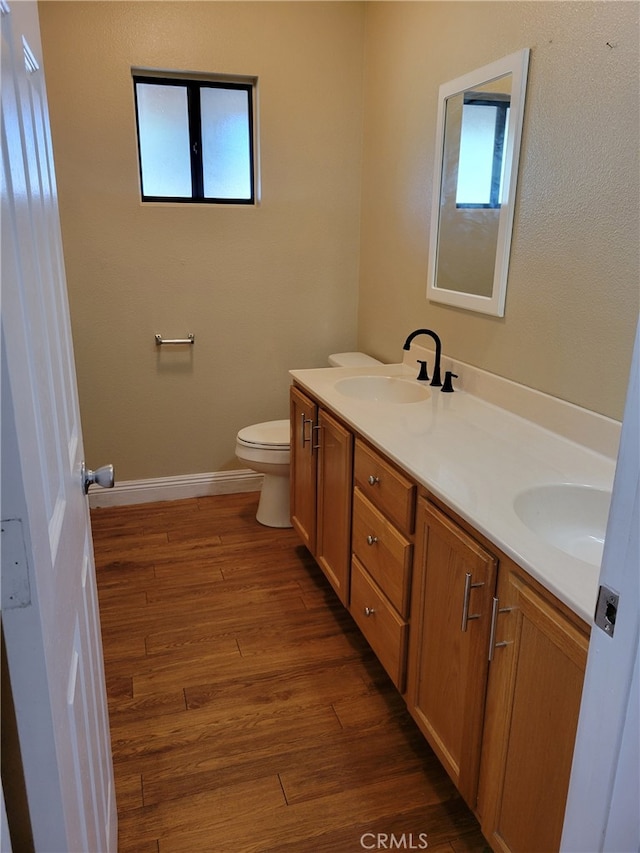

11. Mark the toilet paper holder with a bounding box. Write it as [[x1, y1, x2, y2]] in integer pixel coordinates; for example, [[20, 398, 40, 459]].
[[155, 334, 195, 346]]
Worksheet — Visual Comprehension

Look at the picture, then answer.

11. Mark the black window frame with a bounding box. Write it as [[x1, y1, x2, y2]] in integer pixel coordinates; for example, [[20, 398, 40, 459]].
[[133, 75, 255, 205]]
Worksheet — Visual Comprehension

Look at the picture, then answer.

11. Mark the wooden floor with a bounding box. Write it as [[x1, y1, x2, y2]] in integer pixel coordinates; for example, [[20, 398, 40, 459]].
[[92, 492, 489, 853]]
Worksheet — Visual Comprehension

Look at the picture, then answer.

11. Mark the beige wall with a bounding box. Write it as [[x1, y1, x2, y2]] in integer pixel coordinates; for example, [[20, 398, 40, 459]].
[[38, 1, 365, 480], [39, 1, 639, 482], [359, 1, 639, 419]]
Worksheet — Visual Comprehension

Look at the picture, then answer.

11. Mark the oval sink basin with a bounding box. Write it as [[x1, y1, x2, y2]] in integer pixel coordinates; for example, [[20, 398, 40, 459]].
[[513, 484, 611, 566], [334, 375, 430, 404]]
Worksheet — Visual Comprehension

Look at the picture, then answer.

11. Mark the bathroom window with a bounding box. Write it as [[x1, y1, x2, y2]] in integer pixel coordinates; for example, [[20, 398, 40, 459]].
[[455, 94, 509, 209], [133, 73, 256, 204]]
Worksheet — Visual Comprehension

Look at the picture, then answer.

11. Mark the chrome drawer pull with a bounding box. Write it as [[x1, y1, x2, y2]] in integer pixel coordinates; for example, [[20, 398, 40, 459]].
[[461, 571, 484, 632], [366, 535, 378, 546], [301, 413, 313, 447], [364, 606, 376, 617], [488, 596, 511, 661], [368, 475, 380, 486]]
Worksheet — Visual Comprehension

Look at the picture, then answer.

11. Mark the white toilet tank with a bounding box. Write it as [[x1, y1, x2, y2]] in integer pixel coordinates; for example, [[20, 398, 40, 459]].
[[328, 352, 382, 368]]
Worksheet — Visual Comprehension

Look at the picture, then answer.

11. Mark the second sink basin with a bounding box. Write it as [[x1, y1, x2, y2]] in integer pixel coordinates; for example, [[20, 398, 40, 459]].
[[334, 375, 430, 404], [513, 483, 611, 566]]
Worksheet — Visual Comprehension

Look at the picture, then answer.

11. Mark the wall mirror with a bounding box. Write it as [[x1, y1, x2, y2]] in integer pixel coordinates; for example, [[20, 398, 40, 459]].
[[426, 49, 530, 317]]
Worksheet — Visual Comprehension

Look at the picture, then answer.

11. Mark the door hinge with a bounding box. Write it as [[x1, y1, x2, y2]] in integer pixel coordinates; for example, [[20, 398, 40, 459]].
[[1, 518, 32, 609]]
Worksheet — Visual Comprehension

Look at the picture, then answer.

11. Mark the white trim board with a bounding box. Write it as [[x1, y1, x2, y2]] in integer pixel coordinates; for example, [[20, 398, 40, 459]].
[[88, 469, 263, 508]]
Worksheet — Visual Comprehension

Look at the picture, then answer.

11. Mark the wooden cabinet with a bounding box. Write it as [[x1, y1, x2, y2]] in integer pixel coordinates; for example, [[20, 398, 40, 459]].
[[406, 498, 498, 808], [350, 439, 415, 691], [290, 385, 589, 851], [477, 559, 589, 853], [289, 386, 353, 605], [406, 497, 588, 847]]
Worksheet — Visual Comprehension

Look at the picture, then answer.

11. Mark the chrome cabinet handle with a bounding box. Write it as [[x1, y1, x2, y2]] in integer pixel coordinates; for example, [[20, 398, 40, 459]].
[[366, 535, 378, 546], [301, 413, 313, 447], [81, 462, 115, 495], [312, 424, 321, 450], [367, 475, 380, 486], [461, 571, 484, 632], [364, 606, 376, 617], [488, 596, 511, 661]]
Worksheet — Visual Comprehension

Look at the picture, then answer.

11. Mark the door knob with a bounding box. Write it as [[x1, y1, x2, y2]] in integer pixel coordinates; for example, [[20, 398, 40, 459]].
[[81, 462, 115, 495]]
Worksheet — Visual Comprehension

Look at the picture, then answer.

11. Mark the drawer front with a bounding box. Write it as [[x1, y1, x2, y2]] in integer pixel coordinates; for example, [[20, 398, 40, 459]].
[[352, 488, 412, 617], [354, 439, 415, 533], [350, 556, 408, 692]]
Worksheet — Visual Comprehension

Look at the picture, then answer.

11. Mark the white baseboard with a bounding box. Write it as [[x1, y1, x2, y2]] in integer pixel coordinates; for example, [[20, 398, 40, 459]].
[[88, 469, 263, 508]]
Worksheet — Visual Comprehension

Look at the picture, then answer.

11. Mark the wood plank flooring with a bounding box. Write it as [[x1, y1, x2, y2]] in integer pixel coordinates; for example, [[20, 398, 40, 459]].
[[92, 492, 489, 853]]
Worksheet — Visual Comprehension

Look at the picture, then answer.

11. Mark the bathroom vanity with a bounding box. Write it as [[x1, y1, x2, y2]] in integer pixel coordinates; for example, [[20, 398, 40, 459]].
[[289, 355, 617, 853]]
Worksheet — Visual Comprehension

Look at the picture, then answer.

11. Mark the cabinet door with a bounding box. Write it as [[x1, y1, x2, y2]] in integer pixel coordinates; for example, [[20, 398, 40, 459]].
[[478, 562, 588, 853], [290, 386, 317, 553], [407, 499, 497, 808], [315, 408, 353, 605]]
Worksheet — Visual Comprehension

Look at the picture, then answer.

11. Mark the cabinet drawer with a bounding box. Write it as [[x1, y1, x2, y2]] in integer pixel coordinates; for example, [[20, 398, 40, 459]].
[[354, 440, 415, 533], [350, 556, 408, 692], [352, 488, 412, 617]]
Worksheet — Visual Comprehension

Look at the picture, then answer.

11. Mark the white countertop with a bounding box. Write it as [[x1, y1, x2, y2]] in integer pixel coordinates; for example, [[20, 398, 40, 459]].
[[289, 361, 618, 624]]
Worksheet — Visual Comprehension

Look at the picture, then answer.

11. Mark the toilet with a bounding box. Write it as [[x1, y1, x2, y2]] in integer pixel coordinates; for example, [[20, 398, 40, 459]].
[[327, 352, 382, 368], [235, 419, 292, 527], [236, 351, 382, 527]]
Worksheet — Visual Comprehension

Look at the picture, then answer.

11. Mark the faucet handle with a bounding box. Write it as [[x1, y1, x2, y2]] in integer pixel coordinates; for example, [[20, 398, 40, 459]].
[[416, 360, 430, 381], [441, 371, 458, 393]]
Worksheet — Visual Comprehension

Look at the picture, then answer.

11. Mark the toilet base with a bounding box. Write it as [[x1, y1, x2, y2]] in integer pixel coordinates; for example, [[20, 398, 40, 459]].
[[256, 472, 292, 528]]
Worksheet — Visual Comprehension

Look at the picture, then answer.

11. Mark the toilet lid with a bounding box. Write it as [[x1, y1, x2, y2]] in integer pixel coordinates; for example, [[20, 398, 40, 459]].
[[237, 419, 290, 449]]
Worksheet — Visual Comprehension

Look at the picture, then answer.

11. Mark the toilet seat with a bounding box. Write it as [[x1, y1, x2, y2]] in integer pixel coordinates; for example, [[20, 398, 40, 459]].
[[236, 419, 290, 450]]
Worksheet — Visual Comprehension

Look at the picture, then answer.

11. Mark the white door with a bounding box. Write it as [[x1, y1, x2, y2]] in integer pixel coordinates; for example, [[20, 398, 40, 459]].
[[1, 2, 116, 851], [561, 318, 640, 851]]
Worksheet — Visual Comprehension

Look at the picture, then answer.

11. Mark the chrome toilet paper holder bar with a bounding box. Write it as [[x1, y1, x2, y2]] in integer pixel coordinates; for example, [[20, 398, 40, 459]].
[[155, 333, 195, 346]]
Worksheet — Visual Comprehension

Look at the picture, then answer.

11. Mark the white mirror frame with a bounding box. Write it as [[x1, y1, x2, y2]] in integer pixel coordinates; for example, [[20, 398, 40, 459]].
[[426, 49, 530, 317]]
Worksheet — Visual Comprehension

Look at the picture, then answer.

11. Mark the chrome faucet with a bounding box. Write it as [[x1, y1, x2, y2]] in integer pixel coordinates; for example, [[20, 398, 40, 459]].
[[403, 328, 443, 387]]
